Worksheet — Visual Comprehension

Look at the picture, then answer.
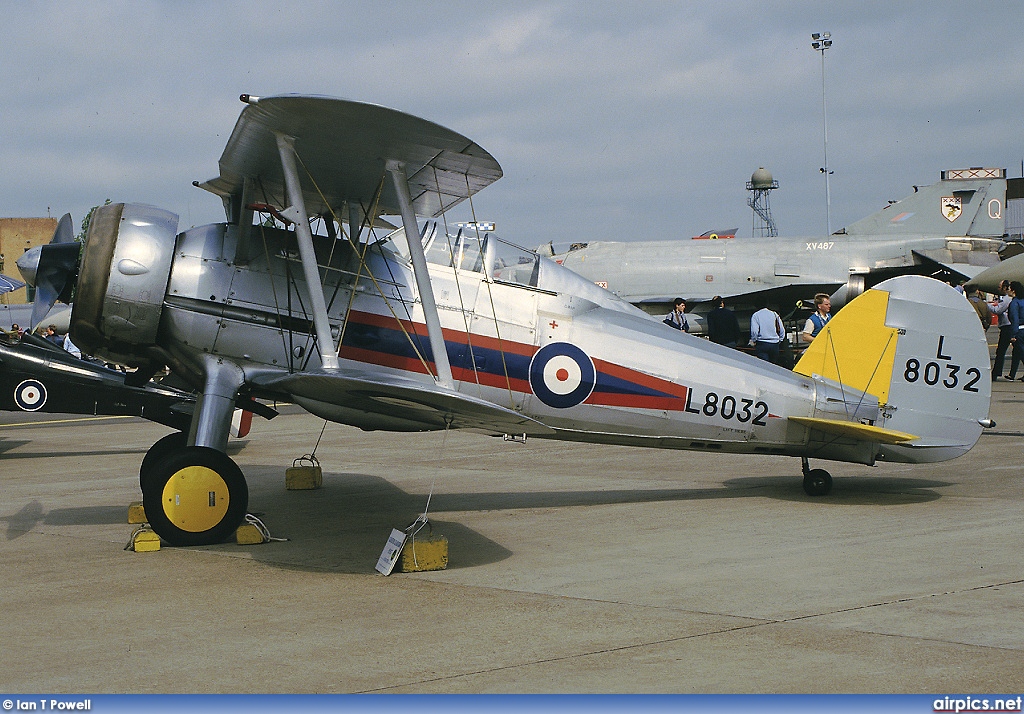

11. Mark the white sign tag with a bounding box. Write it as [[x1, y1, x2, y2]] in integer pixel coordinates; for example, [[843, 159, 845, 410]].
[[375, 528, 408, 575]]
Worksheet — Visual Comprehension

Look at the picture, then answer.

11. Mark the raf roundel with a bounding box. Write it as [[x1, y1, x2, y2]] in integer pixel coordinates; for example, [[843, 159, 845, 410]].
[[528, 342, 596, 409], [14, 379, 47, 411]]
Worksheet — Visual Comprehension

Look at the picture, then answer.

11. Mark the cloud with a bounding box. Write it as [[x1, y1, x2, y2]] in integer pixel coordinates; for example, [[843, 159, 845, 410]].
[[4, 1, 1024, 242]]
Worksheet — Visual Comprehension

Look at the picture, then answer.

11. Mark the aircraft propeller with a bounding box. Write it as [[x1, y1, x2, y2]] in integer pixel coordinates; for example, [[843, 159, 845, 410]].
[[16, 213, 80, 329]]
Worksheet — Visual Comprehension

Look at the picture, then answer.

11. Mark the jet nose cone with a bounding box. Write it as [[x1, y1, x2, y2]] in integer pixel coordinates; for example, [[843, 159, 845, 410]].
[[16, 246, 42, 286]]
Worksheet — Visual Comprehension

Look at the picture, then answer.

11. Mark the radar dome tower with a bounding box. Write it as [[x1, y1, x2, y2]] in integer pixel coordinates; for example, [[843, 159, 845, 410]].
[[746, 167, 779, 237]]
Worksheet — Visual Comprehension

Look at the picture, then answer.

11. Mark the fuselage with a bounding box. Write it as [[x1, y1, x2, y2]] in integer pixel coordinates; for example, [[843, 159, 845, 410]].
[[553, 232, 1002, 305], [157, 221, 877, 465]]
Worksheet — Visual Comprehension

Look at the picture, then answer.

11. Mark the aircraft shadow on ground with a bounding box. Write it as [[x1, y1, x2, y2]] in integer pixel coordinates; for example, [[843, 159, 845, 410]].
[[721, 475, 947, 505], [201, 466, 947, 574], [0, 467, 947, 565], [1, 501, 131, 540]]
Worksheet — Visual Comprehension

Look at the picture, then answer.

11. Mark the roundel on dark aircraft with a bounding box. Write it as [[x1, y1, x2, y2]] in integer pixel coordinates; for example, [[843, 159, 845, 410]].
[[14, 379, 47, 411], [528, 342, 596, 409]]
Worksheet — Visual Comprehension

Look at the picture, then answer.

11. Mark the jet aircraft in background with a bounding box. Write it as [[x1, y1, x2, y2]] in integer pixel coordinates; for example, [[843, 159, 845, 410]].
[[550, 168, 1011, 327]]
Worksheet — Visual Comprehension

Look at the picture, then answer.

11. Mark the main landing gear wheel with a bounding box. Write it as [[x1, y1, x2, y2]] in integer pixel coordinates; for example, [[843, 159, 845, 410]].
[[141, 446, 248, 547], [140, 431, 188, 490], [803, 468, 833, 497]]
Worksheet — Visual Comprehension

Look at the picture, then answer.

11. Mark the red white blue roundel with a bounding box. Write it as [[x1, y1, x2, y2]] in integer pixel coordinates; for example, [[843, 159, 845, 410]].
[[529, 342, 596, 408], [15, 379, 47, 411]]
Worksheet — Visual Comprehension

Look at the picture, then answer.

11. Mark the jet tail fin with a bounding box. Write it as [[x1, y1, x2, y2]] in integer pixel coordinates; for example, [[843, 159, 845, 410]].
[[840, 168, 1005, 238], [794, 275, 990, 463]]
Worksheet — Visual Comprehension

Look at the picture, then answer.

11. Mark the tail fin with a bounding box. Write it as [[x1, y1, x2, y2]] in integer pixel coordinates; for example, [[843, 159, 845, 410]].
[[840, 168, 1005, 238], [795, 275, 990, 463]]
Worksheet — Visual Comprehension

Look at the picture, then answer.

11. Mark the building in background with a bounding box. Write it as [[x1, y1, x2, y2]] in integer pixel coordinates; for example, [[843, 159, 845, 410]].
[[0, 218, 57, 304]]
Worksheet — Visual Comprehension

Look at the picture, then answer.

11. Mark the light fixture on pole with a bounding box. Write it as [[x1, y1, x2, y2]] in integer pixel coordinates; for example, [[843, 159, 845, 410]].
[[811, 31, 833, 237]]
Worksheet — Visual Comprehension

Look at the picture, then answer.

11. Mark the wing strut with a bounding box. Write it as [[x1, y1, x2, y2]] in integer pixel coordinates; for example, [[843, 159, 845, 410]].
[[386, 160, 454, 388], [275, 133, 340, 370]]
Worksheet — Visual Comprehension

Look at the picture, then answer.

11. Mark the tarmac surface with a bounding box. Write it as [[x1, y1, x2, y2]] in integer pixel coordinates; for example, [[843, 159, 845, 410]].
[[1, 383, 1023, 693]]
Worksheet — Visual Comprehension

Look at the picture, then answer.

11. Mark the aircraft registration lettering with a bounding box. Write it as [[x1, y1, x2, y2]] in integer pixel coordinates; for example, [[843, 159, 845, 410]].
[[683, 389, 768, 426], [805, 241, 834, 251], [900, 335, 981, 393]]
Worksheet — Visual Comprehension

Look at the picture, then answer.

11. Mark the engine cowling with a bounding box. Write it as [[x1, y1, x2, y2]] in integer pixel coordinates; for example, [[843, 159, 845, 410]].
[[70, 202, 179, 366]]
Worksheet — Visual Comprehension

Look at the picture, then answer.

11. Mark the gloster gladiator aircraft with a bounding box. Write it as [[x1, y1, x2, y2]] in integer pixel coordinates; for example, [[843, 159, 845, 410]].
[[17, 95, 993, 546]]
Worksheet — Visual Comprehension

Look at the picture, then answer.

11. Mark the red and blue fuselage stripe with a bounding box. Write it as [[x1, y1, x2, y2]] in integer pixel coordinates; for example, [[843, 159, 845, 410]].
[[339, 310, 691, 410]]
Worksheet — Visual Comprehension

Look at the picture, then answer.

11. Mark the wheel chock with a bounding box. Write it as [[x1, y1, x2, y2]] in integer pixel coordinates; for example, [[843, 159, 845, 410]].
[[398, 518, 448, 572], [235, 523, 265, 545], [399, 534, 448, 572], [127, 501, 147, 524], [285, 454, 322, 490], [235, 514, 288, 545], [125, 526, 161, 553]]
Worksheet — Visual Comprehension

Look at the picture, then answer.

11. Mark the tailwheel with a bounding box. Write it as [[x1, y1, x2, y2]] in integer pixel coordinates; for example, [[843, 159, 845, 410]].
[[802, 468, 833, 497], [140, 431, 188, 490], [141, 446, 248, 546]]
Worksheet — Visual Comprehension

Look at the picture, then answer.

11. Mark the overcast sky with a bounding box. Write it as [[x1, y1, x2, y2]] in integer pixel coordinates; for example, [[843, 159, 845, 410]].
[[4, 1, 1023, 248]]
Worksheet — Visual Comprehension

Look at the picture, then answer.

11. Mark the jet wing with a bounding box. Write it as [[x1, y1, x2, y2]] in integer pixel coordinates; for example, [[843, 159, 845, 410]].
[[251, 368, 553, 436], [970, 251, 1024, 293], [198, 95, 503, 221]]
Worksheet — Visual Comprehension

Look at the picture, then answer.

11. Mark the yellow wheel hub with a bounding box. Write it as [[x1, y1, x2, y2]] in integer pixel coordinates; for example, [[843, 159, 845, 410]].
[[161, 465, 230, 533]]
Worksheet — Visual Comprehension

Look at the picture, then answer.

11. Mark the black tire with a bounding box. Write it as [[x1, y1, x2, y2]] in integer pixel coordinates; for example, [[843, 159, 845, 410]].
[[140, 431, 188, 490], [803, 468, 833, 497], [142, 446, 248, 546]]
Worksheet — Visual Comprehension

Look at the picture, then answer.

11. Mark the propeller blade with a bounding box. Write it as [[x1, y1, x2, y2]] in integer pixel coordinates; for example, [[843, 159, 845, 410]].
[[52, 212, 76, 244], [16, 213, 80, 329]]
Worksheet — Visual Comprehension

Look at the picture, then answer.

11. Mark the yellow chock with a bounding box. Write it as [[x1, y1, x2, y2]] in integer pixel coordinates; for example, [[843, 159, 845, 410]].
[[126, 527, 161, 553], [235, 514, 287, 545], [235, 523, 265, 545], [285, 454, 322, 490], [399, 535, 448, 572], [398, 519, 448, 572], [127, 501, 147, 524]]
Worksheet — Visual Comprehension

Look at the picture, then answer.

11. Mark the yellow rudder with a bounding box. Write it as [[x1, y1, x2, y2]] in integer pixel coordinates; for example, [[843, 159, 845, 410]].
[[794, 288, 899, 403]]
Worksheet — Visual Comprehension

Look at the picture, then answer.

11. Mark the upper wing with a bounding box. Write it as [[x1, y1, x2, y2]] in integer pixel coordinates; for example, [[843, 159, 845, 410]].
[[198, 95, 503, 221], [252, 368, 552, 436]]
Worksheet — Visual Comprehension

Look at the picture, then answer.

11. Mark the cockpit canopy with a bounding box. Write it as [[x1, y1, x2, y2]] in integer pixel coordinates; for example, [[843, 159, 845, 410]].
[[380, 221, 641, 315]]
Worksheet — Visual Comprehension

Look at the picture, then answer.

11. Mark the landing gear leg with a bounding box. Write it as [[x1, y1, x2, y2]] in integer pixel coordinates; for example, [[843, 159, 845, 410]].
[[140, 357, 249, 545], [801, 456, 833, 497]]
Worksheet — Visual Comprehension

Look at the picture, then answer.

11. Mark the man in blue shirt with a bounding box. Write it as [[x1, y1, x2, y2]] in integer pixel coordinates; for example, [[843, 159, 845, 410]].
[[749, 303, 785, 364], [800, 293, 831, 343]]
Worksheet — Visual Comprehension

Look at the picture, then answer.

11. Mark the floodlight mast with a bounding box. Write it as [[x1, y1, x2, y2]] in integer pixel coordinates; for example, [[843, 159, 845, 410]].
[[811, 31, 833, 237]]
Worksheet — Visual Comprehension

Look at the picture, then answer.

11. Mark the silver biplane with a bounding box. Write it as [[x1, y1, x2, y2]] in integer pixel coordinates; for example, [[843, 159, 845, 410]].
[[18, 95, 993, 546]]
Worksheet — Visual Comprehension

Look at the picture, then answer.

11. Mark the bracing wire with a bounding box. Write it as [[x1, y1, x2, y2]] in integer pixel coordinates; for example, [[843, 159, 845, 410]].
[[432, 165, 483, 392], [288, 154, 437, 378], [465, 174, 517, 409]]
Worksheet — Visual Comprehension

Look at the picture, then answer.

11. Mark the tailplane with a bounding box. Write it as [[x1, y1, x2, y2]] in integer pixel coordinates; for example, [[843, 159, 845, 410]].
[[795, 275, 990, 463]]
